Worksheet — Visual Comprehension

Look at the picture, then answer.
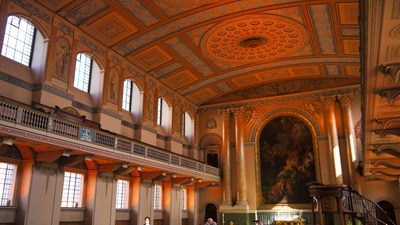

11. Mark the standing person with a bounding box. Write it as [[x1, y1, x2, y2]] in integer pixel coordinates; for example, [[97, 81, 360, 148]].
[[205, 217, 217, 225], [144, 216, 150, 225]]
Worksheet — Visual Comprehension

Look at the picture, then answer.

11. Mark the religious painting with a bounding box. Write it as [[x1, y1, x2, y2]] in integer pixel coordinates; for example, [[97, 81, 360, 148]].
[[259, 116, 316, 205]]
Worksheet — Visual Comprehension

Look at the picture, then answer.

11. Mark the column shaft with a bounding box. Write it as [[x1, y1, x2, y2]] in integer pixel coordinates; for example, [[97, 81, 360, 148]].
[[321, 97, 342, 184], [338, 94, 356, 185], [231, 107, 247, 206], [218, 109, 232, 206]]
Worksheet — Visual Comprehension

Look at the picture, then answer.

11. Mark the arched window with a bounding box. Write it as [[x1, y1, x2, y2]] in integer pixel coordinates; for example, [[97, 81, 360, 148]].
[[122, 79, 133, 111], [157, 97, 170, 125], [122, 78, 143, 119], [1, 16, 36, 66], [73, 53, 92, 92], [156, 97, 172, 135], [182, 111, 194, 142], [157, 97, 163, 125]]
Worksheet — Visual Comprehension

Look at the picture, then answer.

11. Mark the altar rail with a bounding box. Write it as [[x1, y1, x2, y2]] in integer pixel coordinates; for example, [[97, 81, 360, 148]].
[[0, 99, 220, 177]]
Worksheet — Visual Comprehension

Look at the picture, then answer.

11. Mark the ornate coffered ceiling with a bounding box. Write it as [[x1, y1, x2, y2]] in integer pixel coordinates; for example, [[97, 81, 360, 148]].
[[34, 0, 360, 105]]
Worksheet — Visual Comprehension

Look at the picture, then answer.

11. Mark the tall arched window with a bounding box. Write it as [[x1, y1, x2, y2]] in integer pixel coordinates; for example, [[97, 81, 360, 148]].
[[122, 79, 133, 111], [182, 111, 194, 142], [156, 97, 172, 135], [1, 16, 36, 66], [157, 97, 163, 125], [122, 78, 143, 123], [73, 53, 92, 92]]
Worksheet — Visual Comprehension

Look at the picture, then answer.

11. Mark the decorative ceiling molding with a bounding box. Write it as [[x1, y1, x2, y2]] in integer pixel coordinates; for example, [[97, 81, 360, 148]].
[[200, 14, 309, 63]]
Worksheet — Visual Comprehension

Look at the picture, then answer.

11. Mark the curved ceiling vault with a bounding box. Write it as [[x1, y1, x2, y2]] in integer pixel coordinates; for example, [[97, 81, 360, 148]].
[[39, 0, 360, 106]]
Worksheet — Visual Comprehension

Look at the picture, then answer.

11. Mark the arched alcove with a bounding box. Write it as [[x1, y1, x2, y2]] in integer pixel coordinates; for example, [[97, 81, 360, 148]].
[[258, 115, 317, 205], [377, 200, 397, 225], [200, 133, 222, 168], [205, 203, 218, 224]]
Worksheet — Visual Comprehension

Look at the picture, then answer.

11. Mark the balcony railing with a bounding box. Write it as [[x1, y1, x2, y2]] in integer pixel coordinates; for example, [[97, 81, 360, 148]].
[[0, 99, 220, 178]]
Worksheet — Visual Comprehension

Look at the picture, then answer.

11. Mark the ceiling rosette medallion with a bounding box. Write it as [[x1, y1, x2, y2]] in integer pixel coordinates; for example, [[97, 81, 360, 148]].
[[201, 14, 309, 63]]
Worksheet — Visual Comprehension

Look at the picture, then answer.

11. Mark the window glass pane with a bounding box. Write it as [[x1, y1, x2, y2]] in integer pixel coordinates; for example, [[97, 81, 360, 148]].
[[116, 180, 128, 209], [1, 16, 35, 66], [61, 172, 83, 207], [181, 188, 187, 210], [73, 53, 92, 92], [122, 79, 132, 111], [0, 163, 16, 206], [154, 184, 162, 209], [157, 98, 162, 125], [182, 113, 186, 136]]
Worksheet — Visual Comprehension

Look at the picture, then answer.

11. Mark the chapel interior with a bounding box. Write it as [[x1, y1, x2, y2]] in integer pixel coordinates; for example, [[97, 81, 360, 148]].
[[0, 0, 399, 225]]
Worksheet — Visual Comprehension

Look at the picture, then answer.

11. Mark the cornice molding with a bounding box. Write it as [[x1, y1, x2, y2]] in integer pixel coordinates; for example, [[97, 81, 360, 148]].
[[198, 86, 360, 113]]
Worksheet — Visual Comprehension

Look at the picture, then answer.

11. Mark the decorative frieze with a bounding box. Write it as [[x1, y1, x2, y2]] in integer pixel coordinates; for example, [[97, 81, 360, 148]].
[[12, 0, 52, 23], [58, 22, 74, 37], [78, 35, 106, 56]]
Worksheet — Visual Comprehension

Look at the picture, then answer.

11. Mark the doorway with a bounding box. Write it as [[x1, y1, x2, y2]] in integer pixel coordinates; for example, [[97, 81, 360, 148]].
[[376, 200, 397, 225], [205, 203, 217, 223]]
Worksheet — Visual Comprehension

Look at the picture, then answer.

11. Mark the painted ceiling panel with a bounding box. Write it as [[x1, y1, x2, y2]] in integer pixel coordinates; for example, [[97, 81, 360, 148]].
[[126, 45, 174, 72], [83, 11, 139, 46], [115, 0, 160, 27], [39, 0, 360, 106]]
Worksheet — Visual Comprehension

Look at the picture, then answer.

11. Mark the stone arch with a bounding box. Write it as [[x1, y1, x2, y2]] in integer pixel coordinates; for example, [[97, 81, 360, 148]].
[[200, 133, 222, 148], [250, 107, 323, 204], [200, 133, 222, 168], [249, 107, 322, 142]]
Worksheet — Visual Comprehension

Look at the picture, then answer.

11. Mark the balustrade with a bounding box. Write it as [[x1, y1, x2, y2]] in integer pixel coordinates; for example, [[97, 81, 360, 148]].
[[0, 99, 220, 177]]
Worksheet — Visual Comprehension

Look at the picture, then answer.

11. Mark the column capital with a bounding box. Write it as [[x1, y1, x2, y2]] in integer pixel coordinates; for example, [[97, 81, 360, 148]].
[[337, 93, 353, 108], [321, 96, 336, 111], [218, 109, 231, 119], [231, 107, 244, 119]]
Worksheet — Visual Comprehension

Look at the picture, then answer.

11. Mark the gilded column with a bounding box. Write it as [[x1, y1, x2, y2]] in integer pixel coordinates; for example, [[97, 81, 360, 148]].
[[338, 93, 356, 185], [321, 96, 342, 184], [231, 107, 248, 207], [218, 109, 232, 206]]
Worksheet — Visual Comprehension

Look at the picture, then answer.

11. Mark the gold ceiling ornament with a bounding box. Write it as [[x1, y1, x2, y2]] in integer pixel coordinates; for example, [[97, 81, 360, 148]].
[[201, 14, 309, 63]]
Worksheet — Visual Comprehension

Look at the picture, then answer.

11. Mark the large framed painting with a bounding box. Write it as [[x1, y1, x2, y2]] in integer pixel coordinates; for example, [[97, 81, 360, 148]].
[[258, 115, 317, 206]]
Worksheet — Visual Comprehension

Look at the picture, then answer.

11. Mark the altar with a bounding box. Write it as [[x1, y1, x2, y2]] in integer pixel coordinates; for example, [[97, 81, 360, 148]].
[[274, 219, 305, 225]]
